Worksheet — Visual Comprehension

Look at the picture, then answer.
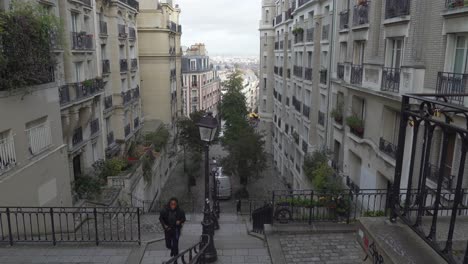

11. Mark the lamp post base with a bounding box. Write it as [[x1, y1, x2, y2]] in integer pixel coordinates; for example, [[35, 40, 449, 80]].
[[202, 212, 217, 262]]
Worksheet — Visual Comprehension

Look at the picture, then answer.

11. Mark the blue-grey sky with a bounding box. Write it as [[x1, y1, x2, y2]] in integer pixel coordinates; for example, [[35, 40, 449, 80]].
[[176, 0, 261, 57]]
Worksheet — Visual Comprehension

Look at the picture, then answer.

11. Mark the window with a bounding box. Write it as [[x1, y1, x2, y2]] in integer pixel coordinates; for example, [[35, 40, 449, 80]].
[[25, 117, 51, 156], [71, 12, 79, 32], [352, 96, 365, 120], [386, 38, 403, 68], [353, 41, 365, 65], [339, 42, 347, 63], [382, 108, 400, 145], [307, 52, 313, 67], [453, 35, 468, 74], [190, 60, 197, 71], [74, 62, 83, 82]]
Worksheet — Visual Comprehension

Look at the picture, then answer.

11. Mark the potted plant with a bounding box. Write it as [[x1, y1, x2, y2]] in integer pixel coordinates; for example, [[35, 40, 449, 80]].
[[292, 27, 304, 36], [346, 115, 364, 137], [331, 105, 343, 124], [82, 79, 94, 88]]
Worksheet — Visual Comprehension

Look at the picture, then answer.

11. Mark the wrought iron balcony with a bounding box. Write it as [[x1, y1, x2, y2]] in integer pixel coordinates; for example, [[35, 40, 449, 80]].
[[129, 27, 136, 40], [305, 67, 312, 81], [120, 59, 128, 72], [71, 32, 93, 50], [306, 28, 314, 42], [124, 124, 131, 138], [436, 72, 468, 105], [99, 21, 108, 35], [298, 0, 312, 7], [446, 0, 468, 9], [119, 0, 139, 11], [322, 24, 330, 41], [302, 105, 310, 118], [102, 60, 110, 74], [90, 119, 99, 135], [340, 10, 350, 29], [72, 127, 83, 146], [59, 78, 104, 106], [320, 69, 328, 85], [131, 58, 138, 71], [104, 95, 113, 110], [59, 86, 70, 105], [385, 0, 411, 19], [107, 132, 114, 146], [379, 137, 397, 159], [318, 111, 325, 126], [132, 86, 140, 99], [353, 2, 370, 26], [275, 14, 283, 25], [337, 63, 345, 79], [382, 67, 401, 93], [118, 24, 127, 38], [122, 90, 132, 105], [293, 66, 303, 78], [350, 64, 363, 85]]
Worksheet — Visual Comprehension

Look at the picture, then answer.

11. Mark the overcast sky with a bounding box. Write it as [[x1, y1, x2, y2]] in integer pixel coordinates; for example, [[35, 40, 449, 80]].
[[175, 0, 261, 57]]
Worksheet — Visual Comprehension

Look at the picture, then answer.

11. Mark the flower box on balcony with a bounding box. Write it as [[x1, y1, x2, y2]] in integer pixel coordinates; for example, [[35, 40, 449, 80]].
[[331, 108, 343, 124], [346, 115, 364, 137], [292, 27, 304, 35]]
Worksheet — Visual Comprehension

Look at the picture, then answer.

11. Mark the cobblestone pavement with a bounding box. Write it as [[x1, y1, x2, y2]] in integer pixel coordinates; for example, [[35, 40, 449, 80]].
[[279, 233, 362, 264], [0, 244, 135, 264]]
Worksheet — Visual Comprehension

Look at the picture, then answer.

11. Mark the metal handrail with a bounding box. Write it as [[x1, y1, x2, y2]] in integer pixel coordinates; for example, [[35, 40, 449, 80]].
[[162, 235, 210, 264]]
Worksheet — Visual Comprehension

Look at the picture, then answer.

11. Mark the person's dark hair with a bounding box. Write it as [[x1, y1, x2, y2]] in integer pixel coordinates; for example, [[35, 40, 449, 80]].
[[168, 197, 179, 208]]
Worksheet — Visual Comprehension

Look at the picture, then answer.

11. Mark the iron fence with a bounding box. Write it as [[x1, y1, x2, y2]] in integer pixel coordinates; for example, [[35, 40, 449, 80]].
[[436, 72, 468, 105], [162, 235, 210, 264], [350, 64, 363, 85], [381, 67, 401, 93], [0, 207, 141, 246]]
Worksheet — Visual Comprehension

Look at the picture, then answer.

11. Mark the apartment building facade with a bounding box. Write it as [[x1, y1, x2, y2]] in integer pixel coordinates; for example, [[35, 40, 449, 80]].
[[137, 0, 182, 133], [0, 0, 73, 206], [181, 43, 221, 116], [260, 0, 334, 189]]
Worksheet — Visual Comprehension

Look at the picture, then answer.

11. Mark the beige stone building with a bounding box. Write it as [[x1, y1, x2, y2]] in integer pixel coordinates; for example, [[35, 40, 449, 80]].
[[181, 43, 221, 116], [137, 0, 182, 132], [0, 0, 72, 206]]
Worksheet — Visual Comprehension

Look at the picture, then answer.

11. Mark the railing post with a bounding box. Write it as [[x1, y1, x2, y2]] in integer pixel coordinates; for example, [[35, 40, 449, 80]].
[[50, 208, 56, 246], [308, 191, 313, 225], [137, 208, 141, 245], [6, 208, 13, 246], [93, 208, 99, 246]]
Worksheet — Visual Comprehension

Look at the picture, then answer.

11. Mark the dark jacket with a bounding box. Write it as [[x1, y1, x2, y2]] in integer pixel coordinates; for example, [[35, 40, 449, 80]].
[[159, 205, 186, 230]]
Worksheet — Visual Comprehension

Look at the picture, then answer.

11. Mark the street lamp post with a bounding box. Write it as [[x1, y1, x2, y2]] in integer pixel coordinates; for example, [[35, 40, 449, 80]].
[[211, 166, 220, 218], [197, 112, 218, 262]]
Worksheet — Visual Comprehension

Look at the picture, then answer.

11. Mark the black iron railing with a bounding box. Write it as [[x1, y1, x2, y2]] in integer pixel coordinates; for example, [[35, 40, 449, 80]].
[[102, 60, 110, 74], [162, 235, 210, 264], [340, 10, 350, 29], [120, 59, 128, 72], [72, 127, 83, 146], [71, 32, 93, 50], [131, 58, 138, 71], [104, 95, 113, 110], [275, 14, 283, 25], [320, 69, 328, 85], [90, 119, 99, 135], [385, 0, 411, 19], [124, 124, 131, 138], [337, 63, 345, 79], [391, 94, 468, 263], [353, 2, 370, 26], [293, 66, 303, 78], [305, 67, 312, 81], [303, 105, 310, 118], [306, 28, 314, 42], [322, 24, 330, 41], [80, 0, 92, 7], [382, 67, 401, 93], [318, 111, 325, 126], [298, 0, 312, 7], [350, 64, 363, 85], [446, 0, 468, 9], [119, 0, 139, 10], [59, 86, 71, 105], [122, 90, 132, 105], [118, 24, 127, 38], [0, 207, 141, 246], [436, 72, 468, 105], [252, 205, 273, 234], [59, 79, 104, 106], [99, 21, 108, 35], [379, 137, 397, 159], [107, 132, 114, 146], [129, 27, 136, 40]]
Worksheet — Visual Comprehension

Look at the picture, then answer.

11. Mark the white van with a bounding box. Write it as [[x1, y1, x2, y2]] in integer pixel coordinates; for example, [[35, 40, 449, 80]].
[[215, 167, 232, 200]]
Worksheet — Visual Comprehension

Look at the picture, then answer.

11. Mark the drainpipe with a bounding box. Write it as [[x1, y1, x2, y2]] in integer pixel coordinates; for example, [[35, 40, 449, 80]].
[[325, 0, 337, 150]]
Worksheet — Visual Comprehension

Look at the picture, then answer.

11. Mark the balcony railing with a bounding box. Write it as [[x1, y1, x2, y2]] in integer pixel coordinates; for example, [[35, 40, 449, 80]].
[[102, 59, 110, 74], [129, 27, 136, 40], [131, 58, 138, 71], [303, 105, 310, 118], [59, 79, 104, 106], [104, 95, 113, 110], [124, 124, 131, 138], [107, 132, 115, 146], [381, 67, 401, 93], [318, 111, 325, 126], [337, 63, 345, 79], [99, 21, 108, 35], [119, 0, 139, 10], [120, 59, 128, 72], [379, 137, 397, 159], [322, 24, 330, 41], [320, 69, 328, 85], [122, 90, 132, 105], [90, 119, 99, 135], [72, 127, 83, 146], [385, 0, 411, 19], [446, 0, 468, 9], [340, 10, 350, 29], [304, 67, 312, 81], [350, 64, 363, 85], [293, 66, 303, 78], [118, 24, 127, 38], [132, 86, 140, 99], [71, 32, 93, 50], [436, 72, 468, 105], [353, 2, 370, 26], [26, 122, 51, 156], [0, 136, 16, 173], [275, 14, 283, 25], [298, 0, 312, 7], [306, 28, 314, 42], [80, 0, 92, 7]]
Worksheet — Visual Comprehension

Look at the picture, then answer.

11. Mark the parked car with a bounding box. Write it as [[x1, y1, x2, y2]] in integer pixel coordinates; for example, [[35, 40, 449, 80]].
[[215, 167, 232, 200]]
